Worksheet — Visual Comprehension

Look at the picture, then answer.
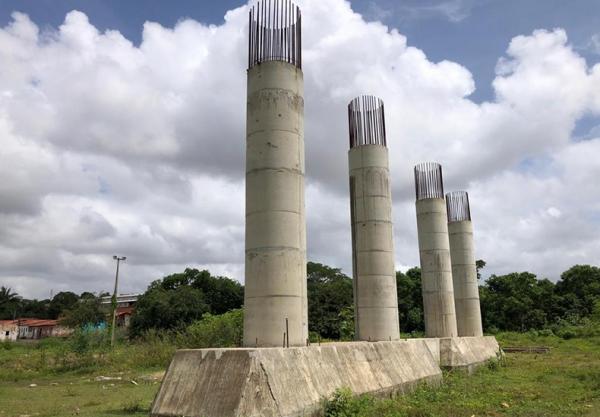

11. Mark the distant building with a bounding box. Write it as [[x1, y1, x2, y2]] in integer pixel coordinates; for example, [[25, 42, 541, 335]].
[[16, 319, 73, 339], [116, 306, 134, 327], [100, 293, 139, 328], [0, 320, 18, 341]]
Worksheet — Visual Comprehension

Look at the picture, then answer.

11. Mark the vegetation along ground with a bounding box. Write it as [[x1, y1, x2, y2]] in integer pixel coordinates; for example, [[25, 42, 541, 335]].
[[0, 330, 599, 417]]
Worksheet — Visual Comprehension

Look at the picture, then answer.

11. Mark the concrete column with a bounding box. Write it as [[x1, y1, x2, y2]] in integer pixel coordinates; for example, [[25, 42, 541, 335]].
[[244, 1, 307, 347], [348, 96, 400, 341], [414, 163, 458, 338], [446, 191, 483, 337]]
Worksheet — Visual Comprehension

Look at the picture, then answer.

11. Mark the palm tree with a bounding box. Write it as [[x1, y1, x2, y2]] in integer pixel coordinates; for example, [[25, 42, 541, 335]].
[[0, 286, 20, 306]]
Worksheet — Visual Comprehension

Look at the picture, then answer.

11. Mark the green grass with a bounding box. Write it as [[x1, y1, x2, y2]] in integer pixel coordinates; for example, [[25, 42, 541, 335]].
[[0, 336, 169, 417], [0, 372, 160, 416], [1, 332, 599, 417], [323, 333, 600, 417]]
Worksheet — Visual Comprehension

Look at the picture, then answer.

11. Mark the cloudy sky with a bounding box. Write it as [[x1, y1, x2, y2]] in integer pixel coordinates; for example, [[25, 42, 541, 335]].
[[1, 0, 599, 299]]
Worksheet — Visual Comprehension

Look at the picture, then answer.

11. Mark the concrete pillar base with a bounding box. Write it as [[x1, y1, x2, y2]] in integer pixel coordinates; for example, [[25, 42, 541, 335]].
[[150, 337, 499, 417]]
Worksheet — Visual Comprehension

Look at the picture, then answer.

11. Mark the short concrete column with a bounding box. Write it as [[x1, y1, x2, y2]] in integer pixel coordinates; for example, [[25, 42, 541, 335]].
[[348, 96, 400, 341], [414, 162, 458, 337], [446, 191, 483, 337], [244, 1, 307, 347]]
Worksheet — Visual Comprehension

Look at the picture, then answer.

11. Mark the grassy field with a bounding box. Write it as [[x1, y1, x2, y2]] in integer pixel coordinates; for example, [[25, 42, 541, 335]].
[[324, 332, 600, 417], [0, 332, 599, 417]]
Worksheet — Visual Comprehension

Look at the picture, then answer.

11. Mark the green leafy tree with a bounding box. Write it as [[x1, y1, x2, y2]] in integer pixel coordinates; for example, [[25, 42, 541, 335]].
[[190, 270, 244, 314], [184, 309, 243, 348], [0, 287, 21, 319], [61, 296, 106, 328], [48, 291, 79, 319], [147, 268, 244, 314], [591, 300, 600, 323], [307, 262, 353, 339], [476, 259, 487, 280], [80, 291, 97, 300], [338, 305, 355, 341], [479, 272, 555, 331], [17, 299, 51, 319], [555, 265, 600, 319], [396, 268, 424, 333], [130, 285, 210, 337]]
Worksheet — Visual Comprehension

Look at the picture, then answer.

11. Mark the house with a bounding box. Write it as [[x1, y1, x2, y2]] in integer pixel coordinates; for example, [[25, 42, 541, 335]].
[[16, 319, 73, 339], [0, 320, 18, 342], [116, 306, 134, 327], [100, 293, 139, 328]]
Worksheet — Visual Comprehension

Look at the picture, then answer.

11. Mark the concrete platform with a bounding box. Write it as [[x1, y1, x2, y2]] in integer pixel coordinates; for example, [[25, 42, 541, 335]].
[[410, 335, 500, 370], [150, 337, 499, 417]]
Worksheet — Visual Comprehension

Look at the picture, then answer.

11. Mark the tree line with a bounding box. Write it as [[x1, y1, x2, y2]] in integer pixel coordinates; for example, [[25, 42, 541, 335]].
[[1, 262, 599, 339]]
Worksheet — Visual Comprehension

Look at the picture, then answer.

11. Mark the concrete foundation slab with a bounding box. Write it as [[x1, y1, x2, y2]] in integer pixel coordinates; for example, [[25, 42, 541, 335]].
[[151, 336, 499, 417], [439, 336, 500, 371], [151, 340, 442, 417]]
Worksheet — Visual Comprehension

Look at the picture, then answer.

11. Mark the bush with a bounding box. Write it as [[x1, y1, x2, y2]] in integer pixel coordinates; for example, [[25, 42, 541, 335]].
[[69, 328, 110, 354], [323, 388, 373, 417], [309, 331, 321, 344], [122, 400, 146, 413], [0, 340, 13, 350], [130, 329, 177, 368], [181, 309, 243, 348]]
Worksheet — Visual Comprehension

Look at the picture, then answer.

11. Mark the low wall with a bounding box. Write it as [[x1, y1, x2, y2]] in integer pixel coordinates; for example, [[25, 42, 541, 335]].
[[439, 336, 500, 371], [151, 340, 442, 417], [151, 336, 500, 417]]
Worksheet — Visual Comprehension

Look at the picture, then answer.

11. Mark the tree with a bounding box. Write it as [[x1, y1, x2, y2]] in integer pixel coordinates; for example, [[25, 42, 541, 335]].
[[130, 285, 210, 337], [0, 287, 21, 319], [80, 291, 97, 300], [190, 270, 244, 314], [17, 299, 51, 319], [0, 287, 20, 304], [61, 296, 106, 328], [307, 262, 353, 339], [476, 259, 486, 280], [396, 268, 424, 333], [146, 268, 244, 315], [184, 309, 243, 348], [479, 272, 555, 331], [555, 265, 600, 319], [48, 291, 79, 319], [338, 305, 355, 341]]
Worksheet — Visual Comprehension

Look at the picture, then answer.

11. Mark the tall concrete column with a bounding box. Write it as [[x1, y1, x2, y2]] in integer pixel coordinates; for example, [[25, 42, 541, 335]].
[[446, 191, 483, 337], [244, 1, 307, 347], [414, 162, 458, 338], [348, 96, 400, 342]]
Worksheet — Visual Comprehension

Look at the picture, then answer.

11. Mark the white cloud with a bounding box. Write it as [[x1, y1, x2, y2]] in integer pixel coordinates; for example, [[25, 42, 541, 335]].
[[585, 33, 600, 55], [0, 1, 599, 298], [390, 0, 477, 24]]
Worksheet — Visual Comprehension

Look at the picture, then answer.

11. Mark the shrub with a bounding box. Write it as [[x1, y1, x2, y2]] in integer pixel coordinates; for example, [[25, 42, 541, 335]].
[[323, 388, 373, 417], [130, 329, 177, 368], [182, 309, 243, 348], [0, 340, 13, 350], [69, 328, 110, 354], [122, 400, 146, 413]]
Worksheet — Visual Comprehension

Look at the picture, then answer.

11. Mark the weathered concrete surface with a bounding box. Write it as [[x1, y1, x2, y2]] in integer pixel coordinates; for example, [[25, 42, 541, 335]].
[[245, 60, 308, 347], [448, 220, 483, 337], [439, 336, 500, 371], [416, 198, 458, 338], [348, 145, 400, 341], [150, 340, 442, 417]]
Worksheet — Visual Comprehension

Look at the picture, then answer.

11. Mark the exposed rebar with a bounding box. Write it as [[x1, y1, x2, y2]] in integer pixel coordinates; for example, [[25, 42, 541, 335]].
[[414, 162, 444, 200], [446, 191, 471, 222], [248, 0, 302, 69], [348, 95, 387, 148]]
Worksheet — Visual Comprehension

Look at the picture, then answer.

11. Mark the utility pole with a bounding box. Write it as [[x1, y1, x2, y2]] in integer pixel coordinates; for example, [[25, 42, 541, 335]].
[[111, 255, 126, 347]]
